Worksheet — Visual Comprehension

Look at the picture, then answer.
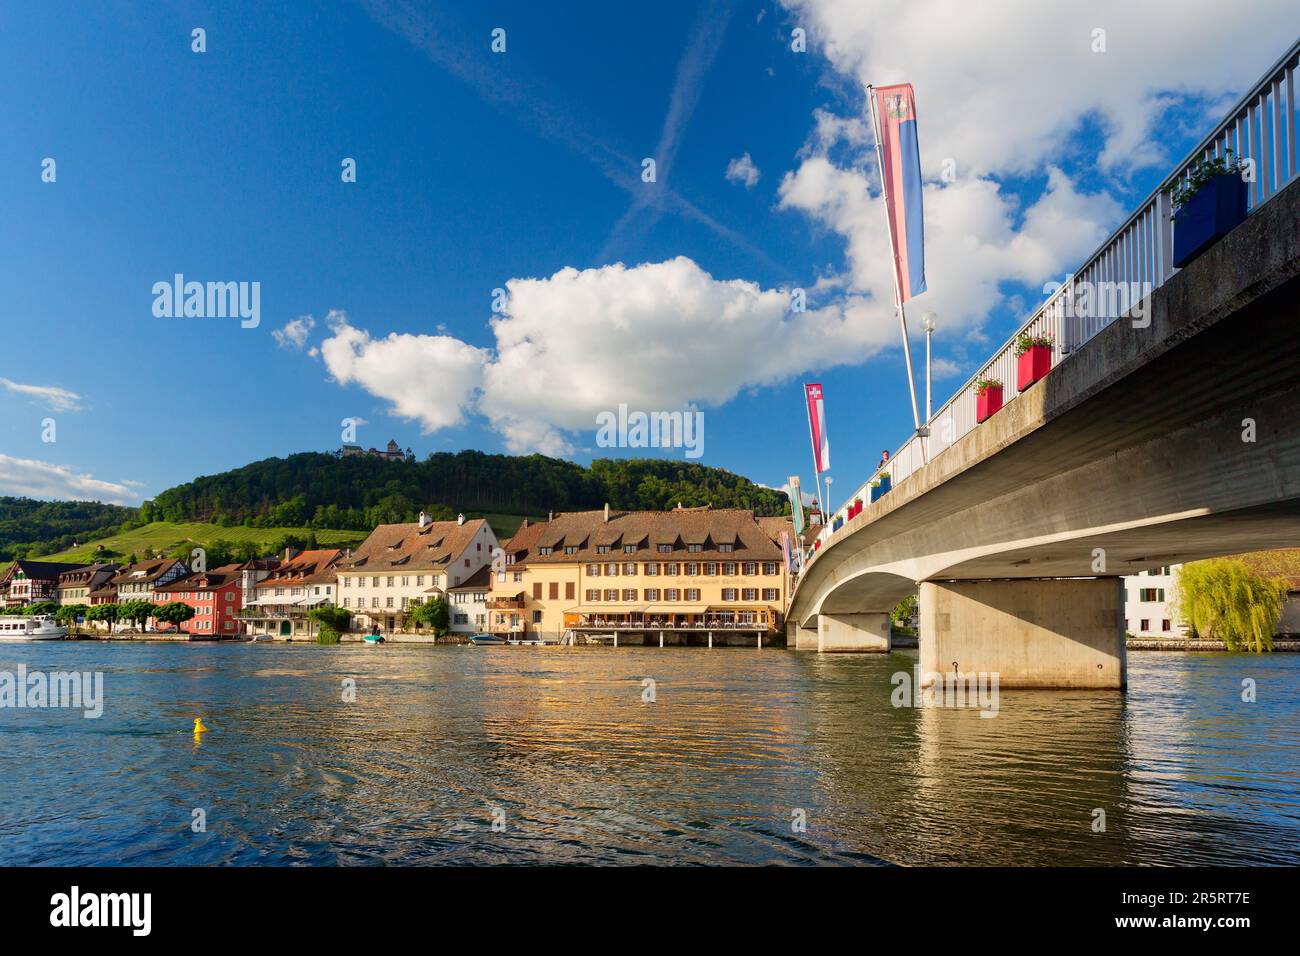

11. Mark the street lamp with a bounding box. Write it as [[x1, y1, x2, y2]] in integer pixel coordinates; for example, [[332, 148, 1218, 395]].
[[921, 311, 938, 424], [824, 475, 834, 522]]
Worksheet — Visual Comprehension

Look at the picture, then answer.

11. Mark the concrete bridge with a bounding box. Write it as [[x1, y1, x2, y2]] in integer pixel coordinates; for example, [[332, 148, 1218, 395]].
[[788, 43, 1300, 688]]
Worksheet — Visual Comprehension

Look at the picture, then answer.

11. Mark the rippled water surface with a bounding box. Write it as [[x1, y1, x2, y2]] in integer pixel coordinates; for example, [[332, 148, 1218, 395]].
[[1, 642, 1296, 865]]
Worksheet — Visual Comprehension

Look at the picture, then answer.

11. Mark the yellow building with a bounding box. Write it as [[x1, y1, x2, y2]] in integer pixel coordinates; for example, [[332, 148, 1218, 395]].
[[488, 505, 794, 646]]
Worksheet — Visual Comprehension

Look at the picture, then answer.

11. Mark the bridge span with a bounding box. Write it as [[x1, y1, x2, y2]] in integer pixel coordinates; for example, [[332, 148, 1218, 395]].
[[788, 46, 1300, 688]]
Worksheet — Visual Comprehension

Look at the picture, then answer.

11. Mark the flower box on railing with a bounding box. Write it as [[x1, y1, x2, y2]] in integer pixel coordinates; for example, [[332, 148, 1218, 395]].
[[1016, 344, 1052, 391], [850, 498, 863, 518], [832, 516, 844, 532], [869, 475, 892, 503], [1172, 170, 1247, 269], [975, 379, 1003, 424]]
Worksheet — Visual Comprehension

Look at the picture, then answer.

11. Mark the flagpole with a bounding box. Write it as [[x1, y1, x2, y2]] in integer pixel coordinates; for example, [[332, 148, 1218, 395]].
[[867, 85, 929, 464], [803, 389, 826, 519]]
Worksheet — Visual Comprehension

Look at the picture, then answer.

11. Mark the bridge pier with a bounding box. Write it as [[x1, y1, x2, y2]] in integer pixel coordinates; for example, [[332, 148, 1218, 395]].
[[789, 613, 891, 652], [919, 579, 1126, 689], [787, 620, 818, 650]]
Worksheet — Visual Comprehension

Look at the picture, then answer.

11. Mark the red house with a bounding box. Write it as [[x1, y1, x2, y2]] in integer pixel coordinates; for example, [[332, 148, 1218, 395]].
[[152, 564, 245, 639]]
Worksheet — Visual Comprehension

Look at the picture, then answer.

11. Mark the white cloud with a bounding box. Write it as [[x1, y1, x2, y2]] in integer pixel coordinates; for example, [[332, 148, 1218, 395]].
[[725, 152, 761, 188], [319, 311, 490, 433], [316, 257, 899, 456], [0, 378, 85, 413], [930, 357, 963, 380], [778, 0, 1297, 178], [778, 152, 1124, 344], [273, 315, 316, 350], [0, 455, 142, 505]]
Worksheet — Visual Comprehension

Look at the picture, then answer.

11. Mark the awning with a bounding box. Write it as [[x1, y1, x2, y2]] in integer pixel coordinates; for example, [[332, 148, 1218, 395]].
[[562, 604, 648, 614]]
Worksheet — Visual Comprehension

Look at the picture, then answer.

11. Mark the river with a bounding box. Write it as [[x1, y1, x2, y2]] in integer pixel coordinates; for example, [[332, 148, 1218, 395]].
[[0, 642, 1296, 865]]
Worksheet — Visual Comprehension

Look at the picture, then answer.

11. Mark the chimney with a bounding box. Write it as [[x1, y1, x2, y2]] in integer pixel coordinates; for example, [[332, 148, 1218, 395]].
[[548, 511, 553, 522], [520, 518, 529, 528], [677, 501, 683, 510], [603, 502, 610, 522], [284, 546, 300, 561], [418, 510, 430, 528], [457, 513, 465, 526]]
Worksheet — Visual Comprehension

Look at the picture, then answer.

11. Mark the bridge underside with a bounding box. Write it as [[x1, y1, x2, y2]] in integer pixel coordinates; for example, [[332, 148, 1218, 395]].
[[787, 179, 1300, 685]]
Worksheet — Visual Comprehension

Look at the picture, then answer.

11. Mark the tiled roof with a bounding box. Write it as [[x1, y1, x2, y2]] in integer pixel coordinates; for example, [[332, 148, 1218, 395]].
[[340, 519, 486, 573], [155, 569, 240, 593], [110, 558, 183, 585], [755, 516, 796, 546], [448, 565, 492, 591], [56, 562, 119, 585], [255, 549, 343, 588], [523, 507, 782, 564], [500, 519, 548, 569], [3, 560, 90, 584]]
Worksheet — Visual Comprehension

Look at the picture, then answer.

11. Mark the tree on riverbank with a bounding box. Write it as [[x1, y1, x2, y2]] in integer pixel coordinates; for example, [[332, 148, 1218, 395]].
[[87, 603, 121, 633], [308, 605, 351, 644], [408, 596, 449, 636], [56, 604, 90, 631], [119, 600, 155, 631], [1174, 558, 1288, 652], [154, 601, 197, 634]]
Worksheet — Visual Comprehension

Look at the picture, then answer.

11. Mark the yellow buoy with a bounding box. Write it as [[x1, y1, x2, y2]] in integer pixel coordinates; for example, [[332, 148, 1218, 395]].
[[193, 717, 209, 733]]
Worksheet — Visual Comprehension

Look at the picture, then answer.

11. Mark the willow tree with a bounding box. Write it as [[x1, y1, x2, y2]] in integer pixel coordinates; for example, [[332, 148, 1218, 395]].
[[1174, 559, 1289, 652]]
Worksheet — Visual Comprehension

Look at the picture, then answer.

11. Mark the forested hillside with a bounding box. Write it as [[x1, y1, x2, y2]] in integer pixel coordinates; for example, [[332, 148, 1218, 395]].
[[1, 452, 790, 561], [0, 497, 140, 561], [140, 451, 790, 530]]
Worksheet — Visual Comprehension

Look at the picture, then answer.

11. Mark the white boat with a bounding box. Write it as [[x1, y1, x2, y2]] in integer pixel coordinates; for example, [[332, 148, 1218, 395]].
[[0, 615, 68, 641]]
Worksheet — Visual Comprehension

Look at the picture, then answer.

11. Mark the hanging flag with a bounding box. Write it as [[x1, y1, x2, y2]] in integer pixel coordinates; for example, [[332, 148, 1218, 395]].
[[780, 531, 792, 572], [805, 383, 831, 474], [873, 83, 927, 302], [787, 475, 805, 536]]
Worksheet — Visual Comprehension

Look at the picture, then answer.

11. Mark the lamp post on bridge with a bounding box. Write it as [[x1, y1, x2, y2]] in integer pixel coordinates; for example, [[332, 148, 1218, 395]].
[[921, 311, 938, 426], [824, 476, 833, 523]]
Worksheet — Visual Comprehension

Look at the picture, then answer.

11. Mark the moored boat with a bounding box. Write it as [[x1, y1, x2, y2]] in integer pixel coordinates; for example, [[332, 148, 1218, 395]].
[[468, 633, 506, 645], [0, 615, 68, 641]]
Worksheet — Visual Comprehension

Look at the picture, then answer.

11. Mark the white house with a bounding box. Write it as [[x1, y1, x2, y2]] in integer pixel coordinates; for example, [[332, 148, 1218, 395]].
[[1123, 565, 1185, 637], [336, 512, 498, 633], [447, 565, 491, 633]]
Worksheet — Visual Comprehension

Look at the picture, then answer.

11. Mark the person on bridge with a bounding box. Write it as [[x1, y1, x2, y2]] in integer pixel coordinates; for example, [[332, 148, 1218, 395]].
[[878, 449, 891, 469]]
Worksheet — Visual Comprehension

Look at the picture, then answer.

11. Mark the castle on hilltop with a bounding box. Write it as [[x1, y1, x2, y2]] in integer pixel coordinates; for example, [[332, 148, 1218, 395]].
[[339, 439, 410, 462]]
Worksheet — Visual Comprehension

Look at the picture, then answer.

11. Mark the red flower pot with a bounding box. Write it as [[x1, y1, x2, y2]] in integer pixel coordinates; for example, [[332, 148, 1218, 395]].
[[975, 385, 1003, 423], [1016, 344, 1052, 391]]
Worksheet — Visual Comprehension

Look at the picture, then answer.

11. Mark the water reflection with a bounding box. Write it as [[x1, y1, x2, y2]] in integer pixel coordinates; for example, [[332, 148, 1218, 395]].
[[0, 643, 1295, 865]]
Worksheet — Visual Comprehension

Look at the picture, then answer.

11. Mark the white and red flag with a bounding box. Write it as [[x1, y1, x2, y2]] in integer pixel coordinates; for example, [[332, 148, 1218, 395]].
[[805, 383, 831, 474]]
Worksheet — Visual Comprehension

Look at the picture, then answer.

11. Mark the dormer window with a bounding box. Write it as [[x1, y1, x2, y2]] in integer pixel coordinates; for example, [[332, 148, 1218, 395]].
[[718, 543, 734, 553], [657, 544, 672, 553], [565, 546, 579, 555], [687, 543, 702, 553], [623, 544, 636, 554], [539, 547, 553, 556], [596, 545, 610, 555]]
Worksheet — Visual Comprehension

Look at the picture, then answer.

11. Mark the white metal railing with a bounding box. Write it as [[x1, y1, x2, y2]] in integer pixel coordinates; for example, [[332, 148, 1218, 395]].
[[806, 37, 1300, 565]]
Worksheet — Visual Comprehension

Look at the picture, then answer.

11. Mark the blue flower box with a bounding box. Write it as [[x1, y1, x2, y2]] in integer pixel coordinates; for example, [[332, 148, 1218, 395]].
[[1172, 173, 1247, 269], [869, 475, 891, 502]]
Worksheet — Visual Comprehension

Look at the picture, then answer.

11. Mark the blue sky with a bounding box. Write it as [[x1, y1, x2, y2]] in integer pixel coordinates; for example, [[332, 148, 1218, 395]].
[[1, 1, 1295, 509]]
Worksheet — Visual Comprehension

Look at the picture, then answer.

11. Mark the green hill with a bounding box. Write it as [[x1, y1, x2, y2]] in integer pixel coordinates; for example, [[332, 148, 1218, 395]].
[[31, 522, 366, 565], [141, 450, 790, 528], [2, 450, 789, 569]]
